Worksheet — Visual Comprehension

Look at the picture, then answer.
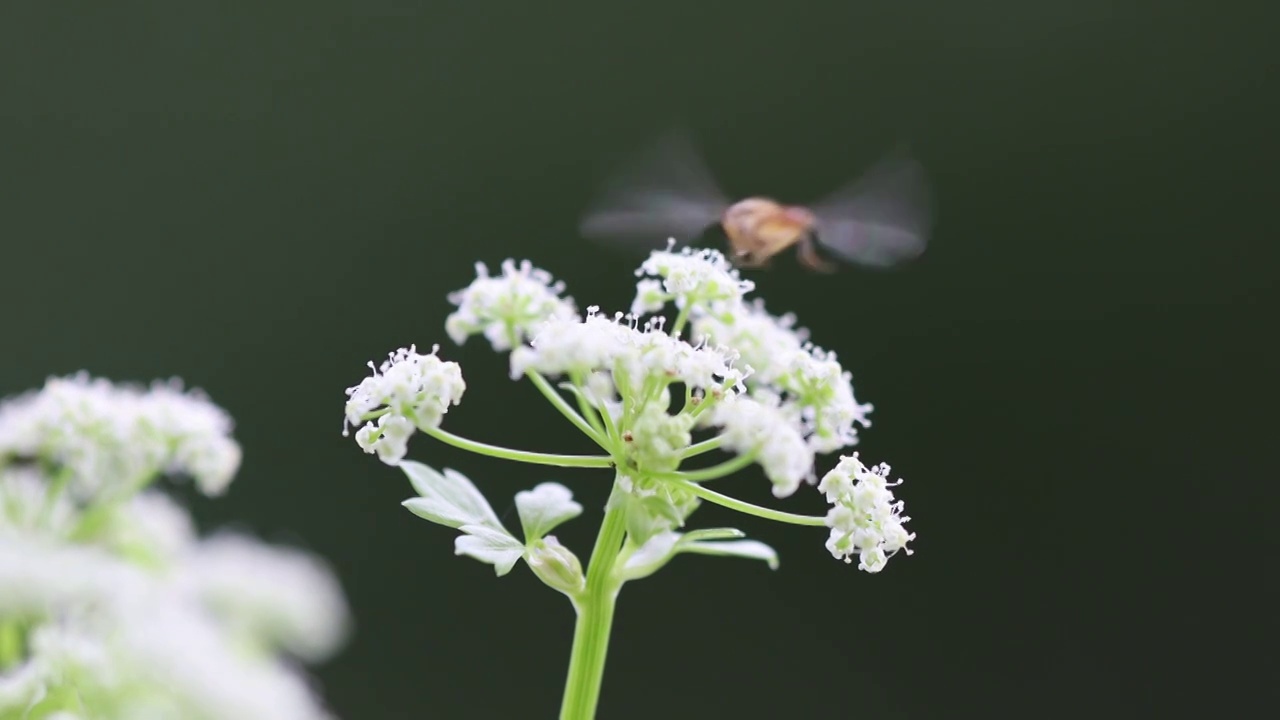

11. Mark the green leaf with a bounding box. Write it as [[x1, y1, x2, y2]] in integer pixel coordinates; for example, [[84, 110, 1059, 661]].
[[681, 539, 779, 570], [514, 482, 583, 542], [454, 524, 525, 576], [679, 527, 746, 543], [619, 532, 682, 580], [618, 528, 779, 582], [399, 462, 503, 531]]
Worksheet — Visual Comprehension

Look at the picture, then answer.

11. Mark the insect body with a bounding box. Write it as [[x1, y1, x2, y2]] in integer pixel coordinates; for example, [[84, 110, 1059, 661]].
[[579, 130, 933, 272]]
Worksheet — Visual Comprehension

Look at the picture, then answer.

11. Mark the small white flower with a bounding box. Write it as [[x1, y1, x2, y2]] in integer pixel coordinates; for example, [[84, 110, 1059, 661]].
[[512, 308, 746, 397], [345, 345, 465, 463], [446, 259, 578, 351], [353, 413, 416, 465], [707, 393, 814, 498], [817, 453, 914, 572], [633, 241, 755, 313], [510, 308, 636, 381], [630, 278, 667, 317], [175, 532, 351, 663]]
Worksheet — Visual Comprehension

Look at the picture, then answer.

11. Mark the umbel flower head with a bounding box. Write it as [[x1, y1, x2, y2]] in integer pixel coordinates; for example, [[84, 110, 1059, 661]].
[[0, 372, 242, 498], [345, 240, 914, 575], [1, 373, 349, 720]]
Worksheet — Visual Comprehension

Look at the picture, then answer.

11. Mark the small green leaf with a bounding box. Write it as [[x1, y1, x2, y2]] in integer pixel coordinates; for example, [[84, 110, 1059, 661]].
[[399, 462, 502, 531], [514, 482, 583, 542], [454, 524, 525, 576], [681, 539, 779, 570], [620, 532, 682, 580], [680, 528, 746, 543]]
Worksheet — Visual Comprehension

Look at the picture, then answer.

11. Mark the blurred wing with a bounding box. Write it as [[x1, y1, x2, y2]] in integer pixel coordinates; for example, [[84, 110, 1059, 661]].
[[810, 149, 934, 268], [579, 129, 731, 250]]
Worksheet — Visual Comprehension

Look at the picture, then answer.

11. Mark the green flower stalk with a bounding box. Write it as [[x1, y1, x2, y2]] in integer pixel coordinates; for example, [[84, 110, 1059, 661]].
[[344, 250, 915, 719]]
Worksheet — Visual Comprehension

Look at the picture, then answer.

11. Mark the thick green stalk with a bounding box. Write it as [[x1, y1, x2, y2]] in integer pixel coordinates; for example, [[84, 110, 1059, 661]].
[[559, 484, 629, 719], [0, 621, 23, 671]]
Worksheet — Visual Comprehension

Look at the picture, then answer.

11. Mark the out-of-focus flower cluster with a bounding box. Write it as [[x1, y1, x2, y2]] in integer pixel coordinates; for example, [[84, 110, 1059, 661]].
[[346, 239, 913, 574], [1, 374, 349, 720]]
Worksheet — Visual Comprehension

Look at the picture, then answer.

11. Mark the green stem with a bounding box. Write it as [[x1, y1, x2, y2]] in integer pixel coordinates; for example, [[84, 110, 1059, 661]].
[[679, 435, 725, 459], [559, 484, 628, 719], [39, 468, 72, 527], [671, 302, 692, 338], [567, 372, 607, 439], [421, 426, 613, 468], [0, 621, 23, 670], [654, 451, 756, 483], [527, 371, 610, 448], [668, 478, 829, 527]]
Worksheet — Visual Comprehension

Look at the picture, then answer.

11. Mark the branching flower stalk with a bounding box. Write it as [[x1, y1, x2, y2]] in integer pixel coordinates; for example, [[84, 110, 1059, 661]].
[[344, 250, 916, 719]]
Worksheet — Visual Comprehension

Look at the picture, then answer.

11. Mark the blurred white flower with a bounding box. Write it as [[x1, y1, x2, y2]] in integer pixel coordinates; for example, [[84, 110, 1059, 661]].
[[694, 299, 872, 454], [632, 242, 755, 312], [705, 392, 813, 498], [446, 259, 578, 351], [691, 298, 808, 385], [0, 531, 154, 618], [175, 532, 351, 663], [111, 601, 336, 720], [1, 530, 342, 720], [0, 373, 241, 498], [0, 467, 76, 536], [102, 490, 197, 568], [817, 453, 914, 572]]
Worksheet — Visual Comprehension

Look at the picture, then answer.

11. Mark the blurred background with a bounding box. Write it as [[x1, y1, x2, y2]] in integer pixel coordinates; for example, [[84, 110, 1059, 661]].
[[1, 1, 1271, 717]]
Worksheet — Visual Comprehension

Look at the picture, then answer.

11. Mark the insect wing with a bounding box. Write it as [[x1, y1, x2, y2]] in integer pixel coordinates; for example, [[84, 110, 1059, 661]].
[[579, 129, 731, 250], [810, 150, 933, 268]]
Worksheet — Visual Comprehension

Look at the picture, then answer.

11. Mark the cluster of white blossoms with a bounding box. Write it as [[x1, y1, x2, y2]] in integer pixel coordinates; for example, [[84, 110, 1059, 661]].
[[345, 240, 913, 574], [817, 454, 915, 572], [0, 372, 242, 498], [1, 374, 349, 720], [343, 345, 466, 464], [445, 259, 578, 351]]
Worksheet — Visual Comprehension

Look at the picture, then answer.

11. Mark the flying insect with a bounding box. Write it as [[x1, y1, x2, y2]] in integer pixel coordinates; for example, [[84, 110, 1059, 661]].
[[578, 130, 934, 272]]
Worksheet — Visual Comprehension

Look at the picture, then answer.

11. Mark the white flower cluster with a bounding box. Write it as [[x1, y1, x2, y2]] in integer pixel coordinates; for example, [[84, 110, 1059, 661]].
[[631, 241, 755, 315], [693, 299, 873, 455], [0, 372, 242, 498], [1, 375, 349, 720], [446, 259, 578, 351], [817, 454, 914, 572], [346, 240, 913, 573], [344, 345, 466, 464], [510, 307, 746, 397]]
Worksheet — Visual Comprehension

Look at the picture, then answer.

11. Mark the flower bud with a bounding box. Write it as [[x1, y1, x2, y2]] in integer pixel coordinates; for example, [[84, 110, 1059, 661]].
[[525, 536, 584, 597]]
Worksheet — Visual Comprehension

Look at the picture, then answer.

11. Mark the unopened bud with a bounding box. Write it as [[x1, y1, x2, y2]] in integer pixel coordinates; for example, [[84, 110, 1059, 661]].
[[525, 536, 585, 597]]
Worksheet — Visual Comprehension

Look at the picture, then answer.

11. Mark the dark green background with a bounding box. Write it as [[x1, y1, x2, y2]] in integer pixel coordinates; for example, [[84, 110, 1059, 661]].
[[2, 2, 1270, 717]]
